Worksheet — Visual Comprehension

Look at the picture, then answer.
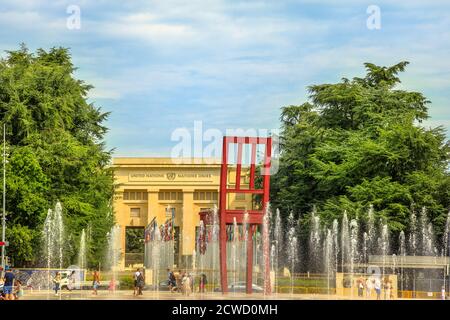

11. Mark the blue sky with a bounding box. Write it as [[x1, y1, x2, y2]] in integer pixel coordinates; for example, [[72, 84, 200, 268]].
[[0, 0, 449, 156]]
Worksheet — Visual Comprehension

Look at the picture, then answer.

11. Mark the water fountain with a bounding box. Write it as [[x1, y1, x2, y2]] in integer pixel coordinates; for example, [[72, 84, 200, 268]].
[[309, 208, 321, 272], [196, 220, 206, 286], [42, 201, 65, 293], [349, 218, 359, 275], [341, 211, 350, 273], [243, 211, 249, 287], [77, 229, 87, 292], [367, 205, 376, 256], [141, 204, 450, 298], [409, 211, 417, 258], [151, 224, 162, 296], [419, 207, 435, 256], [362, 232, 368, 263], [106, 225, 121, 294], [231, 217, 239, 287], [332, 219, 339, 277], [262, 206, 271, 294], [286, 212, 297, 295], [216, 204, 448, 298], [288, 235, 298, 295], [399, 231, 406, 291], [270, 244, 277, 294], [78, 229, 87, 271], [379, 223, 390, 276], [211, 205, 220, 292], [272, 208, 283, 292], [443, 211, 450, 257], [192, 249, 197, 279], [324, 228, 333, 295]]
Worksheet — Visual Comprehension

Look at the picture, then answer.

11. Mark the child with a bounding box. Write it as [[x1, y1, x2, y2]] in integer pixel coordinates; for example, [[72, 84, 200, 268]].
[[53, 272, 61, 296], [108, 278, 116, 293], [92, 271, 100, 295], [14, 280, 23, 300]]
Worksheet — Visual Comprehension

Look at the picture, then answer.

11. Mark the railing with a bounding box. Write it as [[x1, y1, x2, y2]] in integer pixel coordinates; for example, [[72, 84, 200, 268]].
[[398, 290, 444, 299]]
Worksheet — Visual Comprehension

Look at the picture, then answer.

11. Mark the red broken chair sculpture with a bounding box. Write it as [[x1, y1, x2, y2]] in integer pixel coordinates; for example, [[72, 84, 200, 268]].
[[199, 136, 272, 295]]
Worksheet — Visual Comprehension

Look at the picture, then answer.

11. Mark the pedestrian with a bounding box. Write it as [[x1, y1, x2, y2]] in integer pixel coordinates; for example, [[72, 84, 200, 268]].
[[137, 270, 145, 296], [357, 277, 364, 297], [374, 278, 381, 300], [365, 277, 373, 298], [441, 286, 446, 300], [199, 273, 207, 293], [385, 280, 391, 300], [177, 270, 183, 294], [189, 273, 194, 293], [14, 279, 23, 300], [390, 281, 395, 299], [182, 273, 191, 296], [67, 270, 76, 291], [108, 278, 116, 293], [180, 270, 186, 294], [53, 272, 61, 296], [133, 268, 141, 296], [167, 268, 176, 293], [92, 270, 100, 295], [2, 267, 15, 300]]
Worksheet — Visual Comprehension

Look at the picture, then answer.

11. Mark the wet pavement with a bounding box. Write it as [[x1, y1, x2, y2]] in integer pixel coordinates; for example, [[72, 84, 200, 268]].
[[19, 290, 349, 300]]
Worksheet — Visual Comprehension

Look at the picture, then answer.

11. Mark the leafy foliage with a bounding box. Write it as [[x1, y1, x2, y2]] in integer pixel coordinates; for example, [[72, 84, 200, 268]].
[[271, 62, 450, 237], [0, 45, 114, 267]]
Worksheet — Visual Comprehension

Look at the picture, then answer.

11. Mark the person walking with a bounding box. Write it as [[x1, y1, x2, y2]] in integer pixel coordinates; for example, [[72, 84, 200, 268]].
[[441, 286, 446, 300], [199, 273, 207, 293], [374, 277, 381, 300], [108, 278, 116, 294], [14, 279, 23, 300], [182, 273, 191, 296], [176, 270, 183, 294], [385, 280, 392, 300], [133, 268, 141, 296], [357, 277, 364, 298], [179, 271, 185, 295], [53, 272, 61, 296], [189, 273, 194, 294], [390, 281, 395, 299], [137, 270, 145, 296], [67, 270, 76, 292], [92, 270, 100, 295], [366, 277, 373, 299], [167, 268, 176, 293], [2, 267, 15, 300]]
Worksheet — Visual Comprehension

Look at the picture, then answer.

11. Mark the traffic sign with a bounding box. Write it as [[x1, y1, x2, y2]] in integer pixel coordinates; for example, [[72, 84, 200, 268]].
[[0, 241, 9, 246]]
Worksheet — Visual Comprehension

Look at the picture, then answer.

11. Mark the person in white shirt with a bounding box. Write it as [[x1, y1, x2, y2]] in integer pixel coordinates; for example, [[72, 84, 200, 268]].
[[374, 278, 381, 300], [366, 277, 373, 298], [133, 269, 141, 296]]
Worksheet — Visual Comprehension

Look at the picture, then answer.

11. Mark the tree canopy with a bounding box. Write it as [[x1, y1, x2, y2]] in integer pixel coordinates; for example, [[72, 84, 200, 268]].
[[271, 62, 450, 237], [0, 44, 114, 267]]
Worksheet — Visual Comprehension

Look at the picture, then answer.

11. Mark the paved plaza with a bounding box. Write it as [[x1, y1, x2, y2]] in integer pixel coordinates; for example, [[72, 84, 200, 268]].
[[17, 290, 415, 300]]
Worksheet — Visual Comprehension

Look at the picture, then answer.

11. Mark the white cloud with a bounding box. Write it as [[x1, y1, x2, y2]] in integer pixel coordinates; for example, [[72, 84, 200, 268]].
[[1, 0, 449, 156]]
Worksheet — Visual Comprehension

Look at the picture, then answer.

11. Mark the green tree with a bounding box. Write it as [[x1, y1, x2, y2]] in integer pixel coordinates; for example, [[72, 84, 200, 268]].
[[0, 44, 114, 267], [271, 62, 450, 238]]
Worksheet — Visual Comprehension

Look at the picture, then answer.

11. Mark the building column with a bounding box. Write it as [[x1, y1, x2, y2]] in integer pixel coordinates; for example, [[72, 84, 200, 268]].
[[113, 190, 126, 270], [181, 189, 195, 268], [120, 224, 126, 269], [147, 188, 159, 225]]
